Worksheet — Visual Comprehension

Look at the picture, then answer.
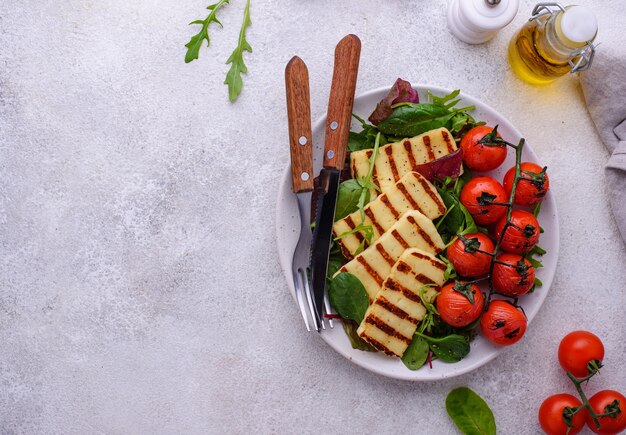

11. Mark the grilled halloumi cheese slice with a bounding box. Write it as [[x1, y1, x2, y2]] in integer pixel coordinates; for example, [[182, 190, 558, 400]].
[[351, 127, 459, 194], [357, 248, 446, 357], [333, 210, 445, 301], [333, 171, 446, 259]]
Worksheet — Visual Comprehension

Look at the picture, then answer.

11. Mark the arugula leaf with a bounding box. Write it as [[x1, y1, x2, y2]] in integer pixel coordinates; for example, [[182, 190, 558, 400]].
[[402, 336, 430, 370], [185, 0, 230, 64], [349, 115, 388, 151], [341, 319, 377, 351], [446, 387, 496, 435], [224, 0, 252, 101], [328, 273, 369, 324], [415, 332, 470, 363]]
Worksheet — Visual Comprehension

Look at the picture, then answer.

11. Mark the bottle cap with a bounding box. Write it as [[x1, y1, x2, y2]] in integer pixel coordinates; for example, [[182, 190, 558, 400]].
[[560, 5, 598, 43]]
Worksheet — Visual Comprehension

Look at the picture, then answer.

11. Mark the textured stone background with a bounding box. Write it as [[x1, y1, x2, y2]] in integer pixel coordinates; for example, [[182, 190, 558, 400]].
[[1, 0, 624, 433]]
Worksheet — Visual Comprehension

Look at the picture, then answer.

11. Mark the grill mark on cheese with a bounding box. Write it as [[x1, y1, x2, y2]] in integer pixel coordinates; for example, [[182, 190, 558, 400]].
[[414, 273, 437, 285], [360, 335, 396, 356], [364, 208, 385, 235], [397, 182, 425, 214], [410, 250, 447, 271], [385, 278, 422, 304], [384, 146, 400, 182], [406, 215, 440, 253], [365, 315, 412, 343], [391, 230, 409, 249], [414, 175, 446, 215], [442, 129, 455, 153], [344, 215, 365, 244], [380, 194, 400, 219], [351, 159, 357, 179], [375, 244, 395, 267], [423, 135, 436, 161], [357, 256, 383, 285], [376, 296, 418, 323], [404, 140, 417, 169]]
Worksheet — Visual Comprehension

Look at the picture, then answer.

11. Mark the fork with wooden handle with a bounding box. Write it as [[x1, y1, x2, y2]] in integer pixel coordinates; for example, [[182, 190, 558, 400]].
[[285, 55, 322, 331]]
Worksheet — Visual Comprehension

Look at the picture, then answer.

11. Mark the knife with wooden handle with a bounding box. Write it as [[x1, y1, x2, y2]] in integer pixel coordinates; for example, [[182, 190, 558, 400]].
[[310, 34, 361, 330]]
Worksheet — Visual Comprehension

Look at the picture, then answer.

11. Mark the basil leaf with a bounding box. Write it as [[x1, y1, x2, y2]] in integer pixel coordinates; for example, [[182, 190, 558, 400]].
[[446, 387, 496, 435], [402, 335, 430, 370], [328, 273, 369, 324], [377, 104, 455, 137], [416, 332, 470, 363], [335, 179, 364, 221], [341, 319, 377, 352]]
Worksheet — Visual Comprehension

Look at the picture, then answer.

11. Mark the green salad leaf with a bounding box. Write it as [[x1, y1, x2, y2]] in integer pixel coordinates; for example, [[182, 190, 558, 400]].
[[335, 179, 366, 221], [328, 273, 369, 324], [224, 0, 252, 101], [415, 332, 470, 363], [446, 387, 496, 435], [184, 0, 230, 63], [402, 335, 430, 370], [341, 319, 377, 352]]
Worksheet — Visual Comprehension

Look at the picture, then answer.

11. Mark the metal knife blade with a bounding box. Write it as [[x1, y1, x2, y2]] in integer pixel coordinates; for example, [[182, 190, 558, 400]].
[[310, 35, 361, 330]]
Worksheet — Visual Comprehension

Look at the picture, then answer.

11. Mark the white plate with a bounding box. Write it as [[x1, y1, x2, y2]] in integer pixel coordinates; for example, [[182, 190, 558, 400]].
[[276, 85, 559, 381]]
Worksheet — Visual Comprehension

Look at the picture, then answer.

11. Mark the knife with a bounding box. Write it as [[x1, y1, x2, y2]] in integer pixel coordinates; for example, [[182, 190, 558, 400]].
[[310, 34, 362, 330]]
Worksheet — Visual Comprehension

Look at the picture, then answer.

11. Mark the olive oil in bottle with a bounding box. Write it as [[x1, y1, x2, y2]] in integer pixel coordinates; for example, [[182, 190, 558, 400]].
[[508, 4, 597, 84]]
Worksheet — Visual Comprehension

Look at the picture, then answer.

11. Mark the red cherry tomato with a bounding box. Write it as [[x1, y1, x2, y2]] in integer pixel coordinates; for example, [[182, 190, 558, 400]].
[[538, 394, 587, 435], [480, 300, 527, 345], [494, 210, 540, 254], [460, 125, 508, 172], [491, 253, 535, 296], [503, 162, 550, 207], [460, 176, 508, 225], [558, 331, 605, 378], [436, 281, 484, 328], [446, 233, 494, 278], [586, 390, 626, 434]]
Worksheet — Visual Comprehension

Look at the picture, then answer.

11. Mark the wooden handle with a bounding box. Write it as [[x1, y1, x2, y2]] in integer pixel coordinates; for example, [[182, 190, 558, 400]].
[[285, 56, 314, 193], [323, 34, 361, 170]]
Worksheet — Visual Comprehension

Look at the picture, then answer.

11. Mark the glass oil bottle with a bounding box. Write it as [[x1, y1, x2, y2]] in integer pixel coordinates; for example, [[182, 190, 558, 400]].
[[508, 2, 598, 84]]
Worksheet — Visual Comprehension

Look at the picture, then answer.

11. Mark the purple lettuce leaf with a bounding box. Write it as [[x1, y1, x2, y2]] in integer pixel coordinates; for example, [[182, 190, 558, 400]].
[[368, 78, 419, 125], [414, 148, 463, 182]]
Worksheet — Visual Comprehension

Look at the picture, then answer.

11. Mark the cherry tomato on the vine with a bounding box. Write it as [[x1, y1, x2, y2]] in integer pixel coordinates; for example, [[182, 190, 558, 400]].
[[503, 162, 550, 207], [460, 125, 508, 172], [460, 176, 508, 225], [480, 300, 527, 345], [494, 210, 540, 254], [491, 253, 535, 296], [586, 390, 626, 434], [446, 233, 494, 278], [436, 281, 484, 328], [558, 331, 605, 378], [538, 394, 587, 435]]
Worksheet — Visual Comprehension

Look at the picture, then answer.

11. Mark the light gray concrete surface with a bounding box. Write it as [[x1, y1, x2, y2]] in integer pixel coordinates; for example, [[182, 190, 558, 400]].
[[1, 0, 624, 433]]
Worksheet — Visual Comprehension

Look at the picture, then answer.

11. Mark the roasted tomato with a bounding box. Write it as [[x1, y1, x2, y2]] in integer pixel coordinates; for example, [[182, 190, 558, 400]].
[[436, 281, 484, 328], [503, 162, 550, 207], [460, 177, 508, 225], [460, 125, 508, 172], [586, 390, 626, 434], [480, 300, 527, 345], [446, 233, 494, 278], [538, 394, 587, 435], [494, 210, 540, 254], [558, 331, 605, 378], [491, 253, 535, 296]]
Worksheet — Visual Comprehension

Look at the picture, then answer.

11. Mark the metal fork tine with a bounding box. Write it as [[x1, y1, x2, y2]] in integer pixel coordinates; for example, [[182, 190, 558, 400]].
[[301, 268, 320, 332], [324, 292, 334, 328], [293, 271, 311, 332]]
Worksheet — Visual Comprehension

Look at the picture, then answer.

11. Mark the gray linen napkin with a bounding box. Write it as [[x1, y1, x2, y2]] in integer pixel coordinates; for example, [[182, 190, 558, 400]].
[[580, 42, 626, 243]]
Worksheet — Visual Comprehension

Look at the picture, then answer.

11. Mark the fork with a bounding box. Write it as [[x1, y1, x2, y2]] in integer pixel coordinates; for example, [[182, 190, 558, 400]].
[[285, 56, 333, 332]]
